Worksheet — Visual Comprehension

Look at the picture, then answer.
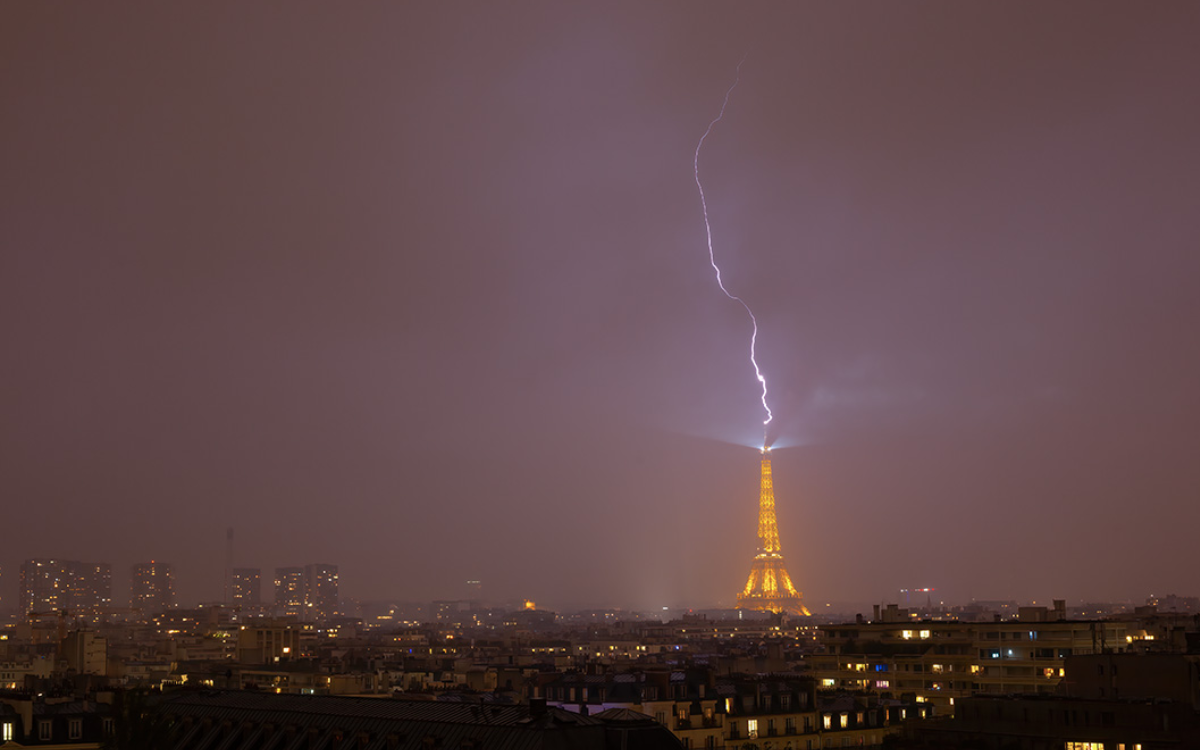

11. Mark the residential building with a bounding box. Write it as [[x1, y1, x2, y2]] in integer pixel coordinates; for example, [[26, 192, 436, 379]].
[[273, 567, 306, 617], [236, 621, 302, 664], [130, 561, 176, 613], [61, 630, 108, 675], [229, 568, 261, 607], [811, 601, 1136, 716], [900, 653, 1200, 748], [273, 564, 338, 620], [70, 562, 113, 615], [0, 696, 111, 746], [18, 559, 111, 616], [306, 563, 338, 619]]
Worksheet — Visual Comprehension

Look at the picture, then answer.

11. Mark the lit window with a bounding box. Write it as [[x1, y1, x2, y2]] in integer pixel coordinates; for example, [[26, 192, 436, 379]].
[[901, 630, 914, 639], [839, 713, 848, 728], [747, 719, 758, 739], [823, 715, 832, 730], [919, 630, 931, 639], [2, 723, 12, 741]]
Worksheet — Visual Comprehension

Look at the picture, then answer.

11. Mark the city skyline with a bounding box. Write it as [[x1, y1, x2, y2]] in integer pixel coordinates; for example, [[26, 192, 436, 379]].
[[3, 3, 1199, 609]]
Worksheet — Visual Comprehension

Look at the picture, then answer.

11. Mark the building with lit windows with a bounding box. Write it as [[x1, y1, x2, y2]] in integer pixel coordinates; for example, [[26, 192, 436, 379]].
[[71, 561, 113, 614], [236, 620, 303, 664], [273, 563, 338, 620], [541, 668, 923, 748], [19, 558, 74, 613], [274, 567, 306, 616], [130, 561, 176, 613], [230, 567, 261, 607], [18, 558, 111, 615], [898, 653, 1200, 748], [305, 563, 338, 619], [0, 658, 53, 690], [811, 601, 1137, 717], [0, 697, 111, 746]]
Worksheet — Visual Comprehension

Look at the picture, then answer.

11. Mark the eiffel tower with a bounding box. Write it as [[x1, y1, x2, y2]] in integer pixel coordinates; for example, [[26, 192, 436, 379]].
[[736, 448, 811, 615]]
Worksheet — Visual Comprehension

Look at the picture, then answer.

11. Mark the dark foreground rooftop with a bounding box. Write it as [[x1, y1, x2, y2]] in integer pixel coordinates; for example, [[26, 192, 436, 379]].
[[157, 690, 682, 750]]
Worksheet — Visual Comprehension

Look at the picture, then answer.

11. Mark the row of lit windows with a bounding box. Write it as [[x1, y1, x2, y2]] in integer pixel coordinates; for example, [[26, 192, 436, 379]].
[[899, 630, 932, 639]]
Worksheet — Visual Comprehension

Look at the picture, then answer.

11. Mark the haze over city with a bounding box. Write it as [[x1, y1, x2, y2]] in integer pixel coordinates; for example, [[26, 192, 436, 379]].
[[3, 3, 1198, 611]]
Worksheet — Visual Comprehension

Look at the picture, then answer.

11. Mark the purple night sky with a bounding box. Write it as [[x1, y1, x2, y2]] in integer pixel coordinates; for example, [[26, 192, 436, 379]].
[[3, 3, 1199, 611]]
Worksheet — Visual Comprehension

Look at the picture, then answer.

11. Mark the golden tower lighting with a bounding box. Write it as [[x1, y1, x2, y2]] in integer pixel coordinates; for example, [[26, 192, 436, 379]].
[[736, 447, 811, 615]]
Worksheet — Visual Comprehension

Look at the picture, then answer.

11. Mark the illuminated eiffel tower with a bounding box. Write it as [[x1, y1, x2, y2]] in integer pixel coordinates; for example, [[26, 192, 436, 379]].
[[736, 448, 811, 615]]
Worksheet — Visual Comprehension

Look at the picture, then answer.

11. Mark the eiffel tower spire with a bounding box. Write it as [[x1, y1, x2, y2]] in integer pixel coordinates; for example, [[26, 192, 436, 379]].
[[737, 448, 810, 615]]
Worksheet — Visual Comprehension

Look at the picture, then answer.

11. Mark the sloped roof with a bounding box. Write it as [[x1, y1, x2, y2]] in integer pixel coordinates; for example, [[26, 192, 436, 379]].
[[154, 691, 681, 750], [590, 709, 657, 725], [159, 691, 601, 728]]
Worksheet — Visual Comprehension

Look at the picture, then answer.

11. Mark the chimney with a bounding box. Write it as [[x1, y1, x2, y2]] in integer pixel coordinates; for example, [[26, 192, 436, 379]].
[[529, 698, 547, 718]]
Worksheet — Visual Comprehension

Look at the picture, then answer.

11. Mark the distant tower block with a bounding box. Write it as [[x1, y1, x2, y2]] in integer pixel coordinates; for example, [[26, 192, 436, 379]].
[[736, 448, 811, 616]]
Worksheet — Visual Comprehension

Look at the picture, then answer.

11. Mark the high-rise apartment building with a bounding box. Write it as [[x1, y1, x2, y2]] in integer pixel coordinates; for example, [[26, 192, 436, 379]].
[[273, 564, 339, 620], [20, 559, 71, 613], [72, 563, 113, 612], [306, 564, 338, 619], [230, 568, 262, 607], [130, 561, 176, 613], [274, 567, 306, 617], [19, 559, 112, 615]]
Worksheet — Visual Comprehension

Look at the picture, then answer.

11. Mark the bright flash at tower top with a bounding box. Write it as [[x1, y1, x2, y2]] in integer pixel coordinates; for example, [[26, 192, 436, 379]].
[[693, 57, 774, 446]]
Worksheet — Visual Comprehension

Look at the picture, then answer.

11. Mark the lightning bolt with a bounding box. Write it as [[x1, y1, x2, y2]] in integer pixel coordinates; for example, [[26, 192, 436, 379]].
[[694, 57, 773, 444]]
